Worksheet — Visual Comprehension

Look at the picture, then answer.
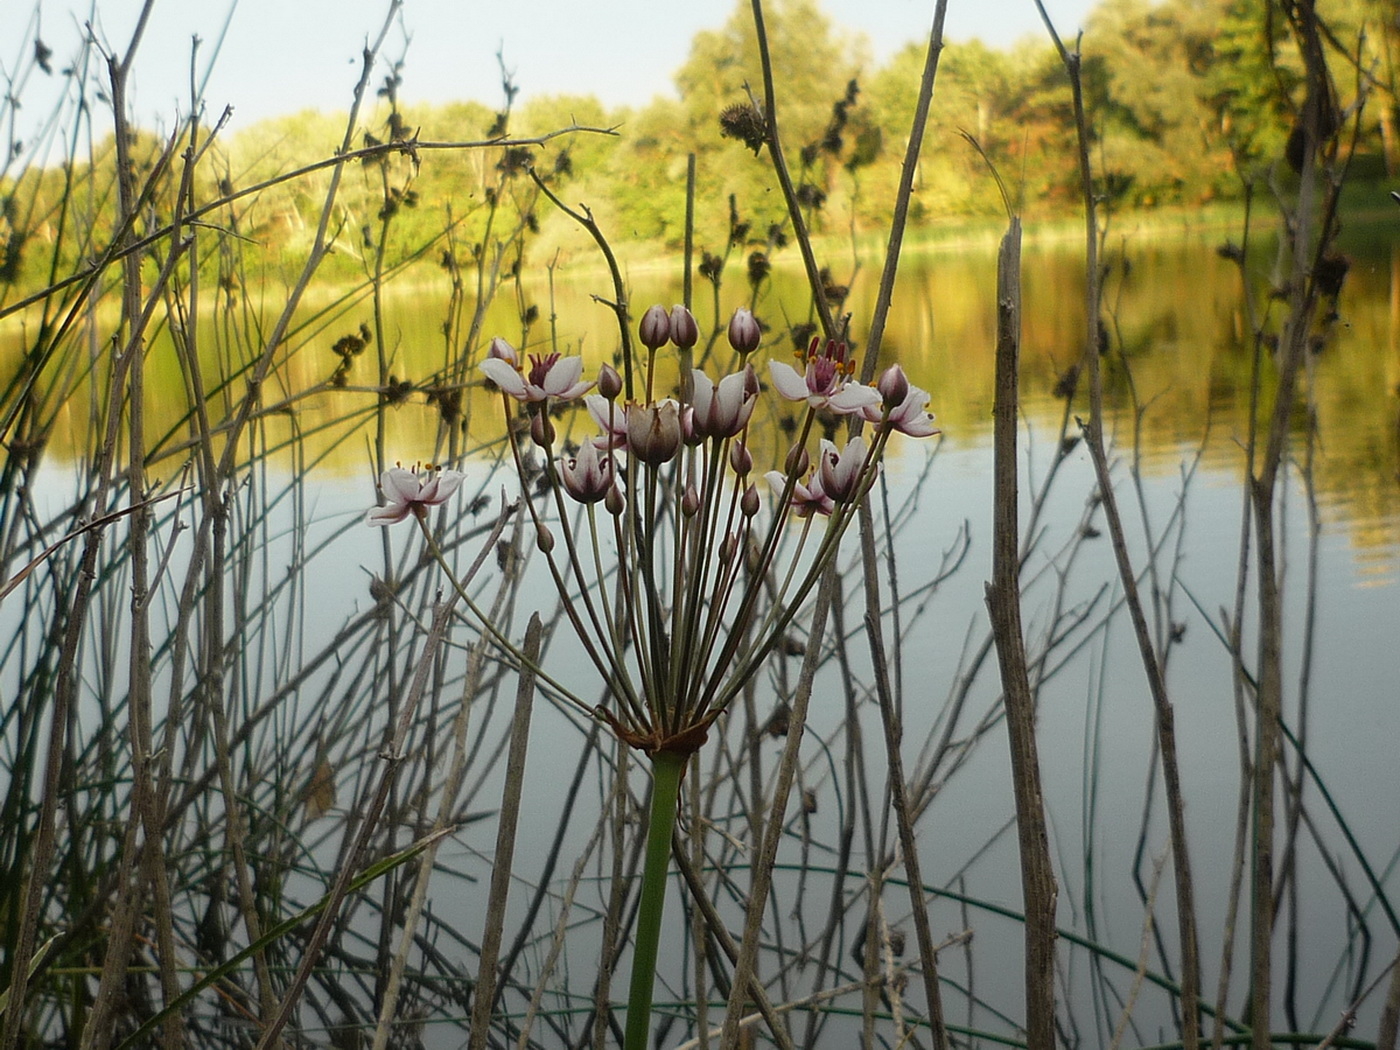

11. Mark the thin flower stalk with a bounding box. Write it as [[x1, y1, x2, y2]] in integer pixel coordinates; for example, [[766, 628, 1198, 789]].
[[409, 509, 591, 718], [460, 303, 938, 1048], [484, 361, 647, 715]]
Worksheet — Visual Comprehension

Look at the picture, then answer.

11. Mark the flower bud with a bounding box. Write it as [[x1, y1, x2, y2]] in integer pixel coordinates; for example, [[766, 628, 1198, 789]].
[[605, 483, 626, 516], [488, 336, 518, 364], [598, 362, 623, 400], [876, 363, 910, 409], [639, 305, 670, 350], [720, 532, 739, 563], [681, 403, 703, 447], [536, 523, 555, 553], [784, 445, 809, 477], [669, 304, 698, 349], [681, 483, 701, 518], [627, 400, 684, 465], [745, 533, 763, 573], [530, 410, 555, 448], [741, 483, 760, 518], [818, 436, 867, 504], [727, 307, 761, 354], [729, 440, 753, 476]]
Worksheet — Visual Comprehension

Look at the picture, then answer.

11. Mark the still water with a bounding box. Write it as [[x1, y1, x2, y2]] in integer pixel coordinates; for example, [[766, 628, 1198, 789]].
[[4, 215, 1399, 1042], [297, 219, 1400, 1038]]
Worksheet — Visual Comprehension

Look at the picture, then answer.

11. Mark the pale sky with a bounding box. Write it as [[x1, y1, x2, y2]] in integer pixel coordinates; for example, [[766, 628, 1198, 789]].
[[3, 0, 1097, 135]]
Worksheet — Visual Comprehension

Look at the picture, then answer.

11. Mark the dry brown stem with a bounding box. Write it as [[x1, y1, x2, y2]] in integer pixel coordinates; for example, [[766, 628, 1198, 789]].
[[984, 218, 1059, 1050]]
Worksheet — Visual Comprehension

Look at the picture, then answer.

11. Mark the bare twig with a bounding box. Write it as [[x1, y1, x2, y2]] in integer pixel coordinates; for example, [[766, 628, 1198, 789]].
[[1031, 5, 1203, 1045], [718, 565, 838, 1050]]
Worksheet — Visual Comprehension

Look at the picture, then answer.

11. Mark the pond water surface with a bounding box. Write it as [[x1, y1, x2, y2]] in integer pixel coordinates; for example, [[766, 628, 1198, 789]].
[[4, 212, 1398, 1044]]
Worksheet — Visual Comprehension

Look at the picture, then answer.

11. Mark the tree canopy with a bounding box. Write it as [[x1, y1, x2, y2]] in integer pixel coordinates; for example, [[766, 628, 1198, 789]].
[[1, 0, 1394, 297]]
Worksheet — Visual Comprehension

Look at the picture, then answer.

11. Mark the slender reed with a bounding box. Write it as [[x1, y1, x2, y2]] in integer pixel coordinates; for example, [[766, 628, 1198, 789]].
[[1030, 6, 1204, 1045], [984, 217, 1059, 1050]]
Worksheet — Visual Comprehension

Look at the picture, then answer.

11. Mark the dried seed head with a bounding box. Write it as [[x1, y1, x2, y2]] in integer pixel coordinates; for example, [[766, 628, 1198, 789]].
[[719, 102, 768, 154]]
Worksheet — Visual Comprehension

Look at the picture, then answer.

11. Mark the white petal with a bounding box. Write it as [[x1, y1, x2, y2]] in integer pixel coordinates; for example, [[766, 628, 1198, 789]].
[[432, 469, 466, 501], [543, 355, 585, 396], [768, 360, 809, 401], [480, 357, 527, 396], [366, 502, 410, 526], [421, 469, 465, 505], [827, 382, 882, 413], [556, 379, 596, 402], [895, 412, 939, 438], [715, 370, 746, 418], [691, 369, 717, 417], [379, 467, 421, 504]]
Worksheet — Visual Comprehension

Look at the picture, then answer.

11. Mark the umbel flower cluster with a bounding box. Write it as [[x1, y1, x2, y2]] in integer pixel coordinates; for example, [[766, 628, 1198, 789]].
[[369, 304, 937, 758]]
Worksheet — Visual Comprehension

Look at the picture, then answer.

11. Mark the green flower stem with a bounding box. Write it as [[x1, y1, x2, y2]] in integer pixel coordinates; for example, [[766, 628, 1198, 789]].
[[625, 749, 687, 1050]]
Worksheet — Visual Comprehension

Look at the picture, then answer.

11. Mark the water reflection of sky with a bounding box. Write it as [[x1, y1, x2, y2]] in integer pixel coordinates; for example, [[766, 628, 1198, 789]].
[[5, 224, 1398, 1041], [295, 428, 1393, 1037], [9, 388, 1398, 1040]]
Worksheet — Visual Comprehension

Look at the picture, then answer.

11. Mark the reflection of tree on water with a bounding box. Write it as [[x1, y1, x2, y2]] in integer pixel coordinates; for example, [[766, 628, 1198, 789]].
[[4, 224, 1395, 567]]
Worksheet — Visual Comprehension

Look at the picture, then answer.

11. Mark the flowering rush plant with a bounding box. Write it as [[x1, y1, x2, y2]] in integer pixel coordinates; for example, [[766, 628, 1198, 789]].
[[367, 301, 936, 1048], [471, 303, 937, 758]]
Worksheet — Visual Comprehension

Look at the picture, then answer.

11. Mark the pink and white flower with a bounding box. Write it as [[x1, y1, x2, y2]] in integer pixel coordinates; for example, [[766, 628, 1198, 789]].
[[817, 437, 870, 504], [765, 468, 834, 518], [366, 466, 465, 526], [480, 350, 594, 403], [559, 440, 615, 504], [689, 364, 758, 440], [861, 365, 939, 437], [768, 336, 881, 414]]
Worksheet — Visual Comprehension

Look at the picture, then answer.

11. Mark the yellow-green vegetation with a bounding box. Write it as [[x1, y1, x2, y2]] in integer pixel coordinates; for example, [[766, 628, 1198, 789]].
[[2, 0, 1395, 300]]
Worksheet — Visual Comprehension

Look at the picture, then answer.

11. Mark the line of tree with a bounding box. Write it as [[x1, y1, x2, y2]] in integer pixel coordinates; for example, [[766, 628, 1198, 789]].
[[1, 0, 1395, 297]]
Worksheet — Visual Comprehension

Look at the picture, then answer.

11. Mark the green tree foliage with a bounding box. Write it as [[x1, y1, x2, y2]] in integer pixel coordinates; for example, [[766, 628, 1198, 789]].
[[3, 0, 1391, 303], [662, 0, 868, 248], [864, 39, 1042, 223], [1081, 0, 1239, 203], [1203, 0, 1300, 172]]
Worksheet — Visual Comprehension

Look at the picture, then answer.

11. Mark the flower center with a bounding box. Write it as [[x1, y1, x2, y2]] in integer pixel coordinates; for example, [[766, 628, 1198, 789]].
[[798, 336, 855, 396], [527, 352, 561, 388]]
